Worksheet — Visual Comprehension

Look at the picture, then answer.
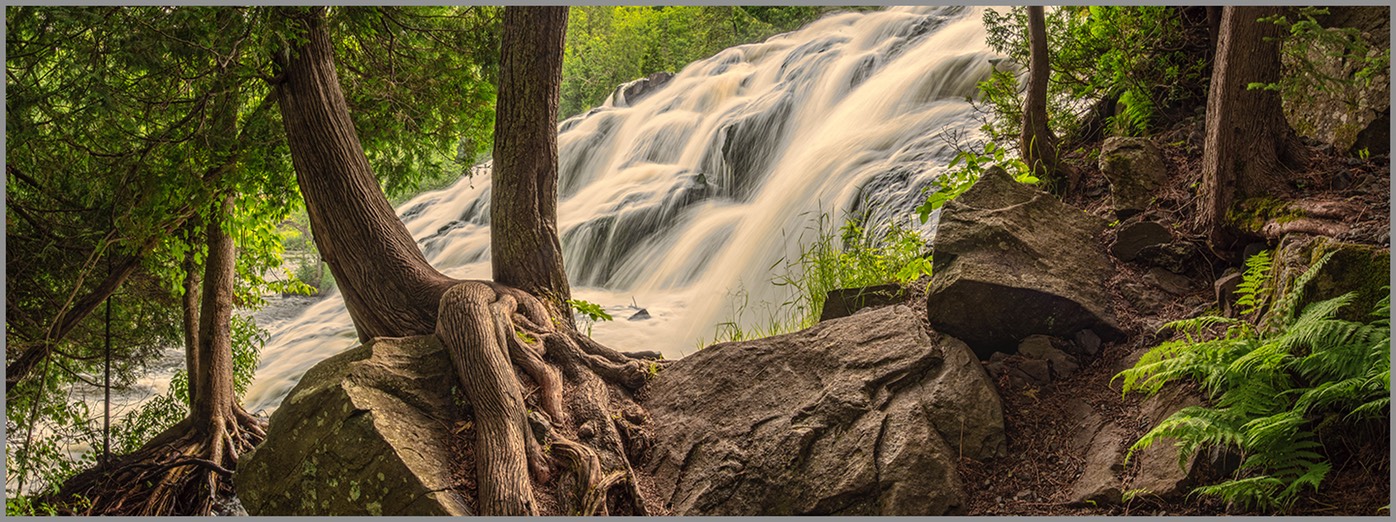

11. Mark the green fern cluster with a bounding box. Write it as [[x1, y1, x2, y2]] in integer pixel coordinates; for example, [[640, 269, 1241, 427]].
[[1116, 251, 1391, 511]]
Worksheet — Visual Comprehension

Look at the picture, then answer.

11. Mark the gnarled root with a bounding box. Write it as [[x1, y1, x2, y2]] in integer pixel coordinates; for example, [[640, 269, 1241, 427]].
[[47, 407, 265, 516], [435, 281, 657, 516]]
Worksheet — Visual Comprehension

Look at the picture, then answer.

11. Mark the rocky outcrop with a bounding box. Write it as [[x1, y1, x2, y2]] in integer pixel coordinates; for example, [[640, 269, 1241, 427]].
[[1280, 9, 1390, 153], [236, 337, 473, 516], [926, 167, 1123, 357], [819, 284, 905, 321], [611, 71, 676, 107], [642, 305, 1005, 515], [1099, 138, 1168, 218]]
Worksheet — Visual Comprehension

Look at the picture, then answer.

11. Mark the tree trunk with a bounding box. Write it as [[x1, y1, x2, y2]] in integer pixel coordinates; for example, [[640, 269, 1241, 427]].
[[274, 7, 456, 341], [1021, 6, 1074, 194], [491, 6, 573, 317], [182, 220, 202, 405], [1198, 6, 1299, 248], [192, 196, 235, 422]]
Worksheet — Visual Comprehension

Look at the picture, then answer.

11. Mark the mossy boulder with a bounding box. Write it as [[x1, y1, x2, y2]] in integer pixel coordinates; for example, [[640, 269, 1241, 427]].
[[1099, 137, 1168, 218], [1271, 235, 1390, 321], [236, 336, 473, 516]]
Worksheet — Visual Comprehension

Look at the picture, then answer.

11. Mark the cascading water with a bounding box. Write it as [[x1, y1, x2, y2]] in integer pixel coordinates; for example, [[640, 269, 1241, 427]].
[[245, 5, 997, 412]]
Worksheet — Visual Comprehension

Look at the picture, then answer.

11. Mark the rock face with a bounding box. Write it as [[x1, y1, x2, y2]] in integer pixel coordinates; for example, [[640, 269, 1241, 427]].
[[1280, 19, 1390, 153], [926, 167, 1123, 357], [236, 337, 473, 516], [642, 305, 1005, 515], [1099, 138, 1168, 218], [819, 284, 905, 322]]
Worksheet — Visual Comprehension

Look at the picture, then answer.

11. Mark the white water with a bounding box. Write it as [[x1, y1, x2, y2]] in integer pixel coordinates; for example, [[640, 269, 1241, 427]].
[[245, 6, 996, 413]]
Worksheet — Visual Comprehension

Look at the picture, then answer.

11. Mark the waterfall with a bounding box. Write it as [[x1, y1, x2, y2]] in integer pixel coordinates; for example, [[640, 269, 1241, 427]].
[[245, 5, 995, 413]]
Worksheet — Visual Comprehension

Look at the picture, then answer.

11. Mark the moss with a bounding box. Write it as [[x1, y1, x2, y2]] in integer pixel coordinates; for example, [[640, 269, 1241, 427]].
[[1228, 197, 1306, 233]]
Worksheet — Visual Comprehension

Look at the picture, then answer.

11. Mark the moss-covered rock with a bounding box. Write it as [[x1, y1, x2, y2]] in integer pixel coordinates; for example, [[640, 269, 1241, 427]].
[[236, 336, 473, 516], [1271, 235, 1390, 322]]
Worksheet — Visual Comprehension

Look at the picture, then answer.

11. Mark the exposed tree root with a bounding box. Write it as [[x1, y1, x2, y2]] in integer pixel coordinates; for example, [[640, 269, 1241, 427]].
[[436, 281, 655, 516], [47, 408, 265, 516]]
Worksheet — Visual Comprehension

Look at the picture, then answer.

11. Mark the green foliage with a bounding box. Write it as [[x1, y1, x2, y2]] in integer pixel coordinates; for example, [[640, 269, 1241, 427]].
[[560, 6, 856, 117], [567, 298, 613, 336], [1249, 8, 1390, 101], [712, 213, 930, 343], [978, 7, 1211, 142], [1116, 251, 1391, 511], [916, 141, 1035, 224]]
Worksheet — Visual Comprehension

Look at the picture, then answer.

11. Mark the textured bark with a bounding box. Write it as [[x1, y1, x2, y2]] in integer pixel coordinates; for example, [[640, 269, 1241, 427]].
[[1021, 6, 1074, 194], [193, 196, 235, 422], [182, 221, 202, 405], [1198, 6, 1299, 248], [491, 6, 572, 315], [436, 283, 539, 516], [274, 7, 456, 341]]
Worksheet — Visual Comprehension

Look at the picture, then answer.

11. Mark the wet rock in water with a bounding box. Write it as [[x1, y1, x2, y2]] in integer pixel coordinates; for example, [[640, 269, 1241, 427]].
[[818, 283, 905, 322], [1110, 220, 1172, 262], [643, 305, 1005, 515], [628, 308, 652, 321], [925, 167, 1123, 358], [236, 336, 472, 516], [1099, 137, 1169, 218], [611, 71, 676, 107]]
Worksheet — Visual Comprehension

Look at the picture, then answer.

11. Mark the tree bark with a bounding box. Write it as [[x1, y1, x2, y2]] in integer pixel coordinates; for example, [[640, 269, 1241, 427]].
[[274, 7, 456, 341], [182, 220, 202, 405], [192, 195, 235, 422], [1021, 6, 1074, 194], [1198, 6, 1299, 248], [491, 6, 573, 316]]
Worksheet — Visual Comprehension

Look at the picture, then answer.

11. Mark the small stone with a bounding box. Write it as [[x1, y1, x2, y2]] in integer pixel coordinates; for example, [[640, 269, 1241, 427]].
[[1110, 221, 1171, 262], [1146, 267, 1193, 296], [1214, 270, 1243, 316], [577, 422, 596, 440], [628, 308, 652, 321], [1074, 329, 1102, 356]]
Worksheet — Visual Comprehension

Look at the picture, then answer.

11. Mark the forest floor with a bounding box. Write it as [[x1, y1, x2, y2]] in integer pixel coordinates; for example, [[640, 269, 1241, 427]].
[[942, 117, 1392, 516]]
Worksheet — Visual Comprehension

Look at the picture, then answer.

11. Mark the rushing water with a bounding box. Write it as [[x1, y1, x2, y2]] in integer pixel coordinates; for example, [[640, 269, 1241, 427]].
[[244, 5, 996, 413]]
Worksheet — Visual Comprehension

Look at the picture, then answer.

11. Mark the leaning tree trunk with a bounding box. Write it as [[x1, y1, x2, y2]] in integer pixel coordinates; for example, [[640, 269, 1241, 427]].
[[1021, 6, 1075, 195], [273, 7, 457, 341], [53, 195, 266, 516], [273, 7, 658, 515], [1198, 6, 1299, 249], [491, 6, 572, 317]]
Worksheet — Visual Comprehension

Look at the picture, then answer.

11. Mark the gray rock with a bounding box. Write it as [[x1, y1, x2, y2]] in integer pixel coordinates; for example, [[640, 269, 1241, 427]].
[[236, 336, 472, 516], [1017, 335, 1080, 380], [1099, 137, 1168, 218], [628, 308, 652, 321], [1110, 221, 1172, 262], [1073, 329, 1102, 356], [612, 71, 675, 107], [1280, 21, 1389, 152], [643, 306, 1004, 515], [926, 167, 1123, 358], [1068, 422, 1128, 505], [1214, 269, 1243, 316], [1146, 267, 1193, 296], [819, 284, 905, 322]]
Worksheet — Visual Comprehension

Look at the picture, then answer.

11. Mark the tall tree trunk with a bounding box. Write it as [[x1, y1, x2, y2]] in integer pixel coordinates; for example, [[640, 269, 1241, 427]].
[[181, 220, 202, 405], [192, 195, 235, 423], [491, 6, 572, 317], [1021, 6, 1074, 194], [273, 7, 456, 341], [1198, 6, 1298, 248]]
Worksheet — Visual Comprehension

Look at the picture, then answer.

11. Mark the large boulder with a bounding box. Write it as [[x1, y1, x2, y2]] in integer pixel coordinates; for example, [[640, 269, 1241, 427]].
[[926, 167, 1124, 358], [236, 336, 473, 516], [1280, 9, 1390, 153], [642, 305, 1005, 515], [1099, 137, 1168, 218]]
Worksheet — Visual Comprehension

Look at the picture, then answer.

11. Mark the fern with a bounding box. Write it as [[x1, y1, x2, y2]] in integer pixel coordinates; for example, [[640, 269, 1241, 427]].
[[1116, 250, 1390, 511]]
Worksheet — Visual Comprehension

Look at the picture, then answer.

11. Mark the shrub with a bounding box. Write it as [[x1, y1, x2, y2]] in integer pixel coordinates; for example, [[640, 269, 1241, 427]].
[[1116, 251, 1390, 511]]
